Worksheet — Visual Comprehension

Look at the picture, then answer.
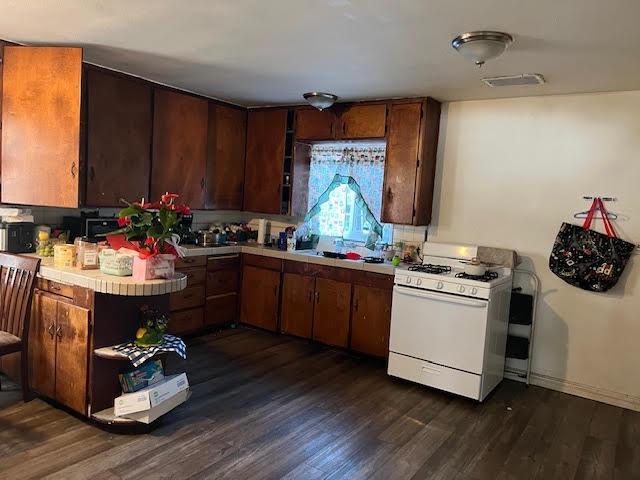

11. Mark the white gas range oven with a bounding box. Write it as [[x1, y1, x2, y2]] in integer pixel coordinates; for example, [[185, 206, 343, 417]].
[[388, 242, 513, 401]]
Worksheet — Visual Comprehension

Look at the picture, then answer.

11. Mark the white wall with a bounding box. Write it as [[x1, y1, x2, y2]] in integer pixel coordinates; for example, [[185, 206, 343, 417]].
[[429, 90, 640, 410]]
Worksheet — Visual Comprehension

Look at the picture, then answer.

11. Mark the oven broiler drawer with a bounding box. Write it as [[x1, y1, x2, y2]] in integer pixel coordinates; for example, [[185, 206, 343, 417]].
[[388, 352, 481, 400]]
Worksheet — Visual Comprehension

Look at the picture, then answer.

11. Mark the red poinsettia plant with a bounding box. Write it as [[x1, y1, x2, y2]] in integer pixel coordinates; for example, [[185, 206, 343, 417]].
[[108, 193, 191, 258]]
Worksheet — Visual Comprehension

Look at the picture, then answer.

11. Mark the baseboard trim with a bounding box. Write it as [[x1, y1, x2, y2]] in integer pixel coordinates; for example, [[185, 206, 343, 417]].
[[530, 372, 640, 412]]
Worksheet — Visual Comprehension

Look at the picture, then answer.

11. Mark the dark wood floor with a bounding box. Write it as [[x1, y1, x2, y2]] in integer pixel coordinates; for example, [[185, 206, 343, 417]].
[[1, 327, 639, 480]]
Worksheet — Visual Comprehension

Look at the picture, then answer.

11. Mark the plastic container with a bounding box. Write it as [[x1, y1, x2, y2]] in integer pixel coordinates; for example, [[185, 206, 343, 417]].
[[36, 231, 55, 258], [75, 237, 99, 270], [99, 249, 134, 276], [53, 244, 76, 268]]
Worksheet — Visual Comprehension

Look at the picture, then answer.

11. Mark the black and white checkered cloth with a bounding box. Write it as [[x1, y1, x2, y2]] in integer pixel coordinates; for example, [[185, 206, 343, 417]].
[[112, 334, 187, 367]]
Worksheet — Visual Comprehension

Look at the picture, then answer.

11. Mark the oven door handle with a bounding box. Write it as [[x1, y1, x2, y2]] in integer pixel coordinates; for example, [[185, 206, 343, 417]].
[[394, 285, 489, 308]]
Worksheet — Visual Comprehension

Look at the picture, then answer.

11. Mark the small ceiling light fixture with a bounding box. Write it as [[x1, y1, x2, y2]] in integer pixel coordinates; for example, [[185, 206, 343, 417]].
[[452, 31, 514, 67], [303, 92, 338, 110]]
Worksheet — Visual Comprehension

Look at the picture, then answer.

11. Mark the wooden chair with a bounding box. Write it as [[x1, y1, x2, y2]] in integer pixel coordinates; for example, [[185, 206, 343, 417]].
[[0, 253, 41, 401]]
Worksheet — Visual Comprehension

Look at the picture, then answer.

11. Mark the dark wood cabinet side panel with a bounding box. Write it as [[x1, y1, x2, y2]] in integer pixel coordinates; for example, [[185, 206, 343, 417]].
[[151, 88, 208, 208], [280, 273, 315, 339], [243, 109, 287, 214], [1, 46, 82, 207], [381, 102, 422, 224], [413, 97, 441, 226], [86, 68, 152, 206], [206, 103, 247, 209]]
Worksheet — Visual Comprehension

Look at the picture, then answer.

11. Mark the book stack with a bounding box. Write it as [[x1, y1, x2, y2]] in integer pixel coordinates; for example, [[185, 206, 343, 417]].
[[114, 361, 190, 424]]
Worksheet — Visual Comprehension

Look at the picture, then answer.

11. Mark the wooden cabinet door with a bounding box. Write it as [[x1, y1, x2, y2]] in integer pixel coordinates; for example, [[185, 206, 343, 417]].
[[55, 302, 90, 415], [86, 68, 152, 206], [205, 294, 238, 328], [382, 102, 422, 224], [239, 265, 280, 331], [28, 291, 57, 398], [1, 46, 82, 207], [243, 109, 287, 214], [169, 307, 204, 335], [206, 268, 240, 296], [294, 108, 336, 140], [151, 88, 208, 208], [280, 273, 315, 339], [206, 103, 247, 209], [312, 278, 352, 348], [350, 285, 392, 357], [339, 104, 387, 139]]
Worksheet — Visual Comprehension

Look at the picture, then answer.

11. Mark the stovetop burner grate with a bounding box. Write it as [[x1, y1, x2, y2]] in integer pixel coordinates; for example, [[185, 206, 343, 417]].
[[454, 271, 499, 282], [409, 264, 452, 275]]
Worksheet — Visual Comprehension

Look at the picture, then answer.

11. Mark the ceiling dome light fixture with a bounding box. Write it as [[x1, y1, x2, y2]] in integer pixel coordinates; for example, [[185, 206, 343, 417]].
[[303, 92, 338, 110], [452, 31, 514, 67]]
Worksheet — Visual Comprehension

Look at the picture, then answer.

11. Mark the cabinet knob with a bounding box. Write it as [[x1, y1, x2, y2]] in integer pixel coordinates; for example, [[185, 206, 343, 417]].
[[70, 162, 77, 179]]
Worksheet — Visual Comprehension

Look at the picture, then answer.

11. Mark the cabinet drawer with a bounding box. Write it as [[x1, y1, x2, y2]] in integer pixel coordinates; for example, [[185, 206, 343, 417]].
[[205, 293, 237, 327], [175, 255, 207, 269], [243, 253, 282, 271], [387, 352, 481, 400], [206, 269, 239, 296], [207, 254, 240, 271], [36, 278, 74, 299], [170, 284, 205, 311], [181, 267, 206, 286], [350, 270, 394, 290], [169, 307, 204, 335]]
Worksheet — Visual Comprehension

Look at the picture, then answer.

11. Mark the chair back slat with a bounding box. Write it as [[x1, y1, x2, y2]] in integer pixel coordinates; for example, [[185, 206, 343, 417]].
[[0, 254, 41, 339]]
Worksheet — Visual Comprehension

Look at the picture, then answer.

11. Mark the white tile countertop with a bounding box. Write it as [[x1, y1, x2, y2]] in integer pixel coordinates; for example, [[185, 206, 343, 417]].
[[184, 243, 396, 275], [29, 255, 187, 296]]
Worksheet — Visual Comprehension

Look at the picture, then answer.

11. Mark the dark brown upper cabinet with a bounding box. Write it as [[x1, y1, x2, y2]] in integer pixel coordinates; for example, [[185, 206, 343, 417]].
[[151, 88, 209, 208], [338, 103, 387, 139], [294, 108, 336, 141], [243, 109, 288, 214], [206, 103, 247, 210], [1, 46, 83, 207], [381, 98, 441, 225], [86, 68, 152, 207]]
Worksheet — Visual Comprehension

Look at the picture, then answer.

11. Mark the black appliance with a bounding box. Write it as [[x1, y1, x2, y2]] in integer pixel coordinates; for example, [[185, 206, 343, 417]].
[[5, 222, 35, 253], [174, 213, 197, 245], [63, 215, 120, 241]]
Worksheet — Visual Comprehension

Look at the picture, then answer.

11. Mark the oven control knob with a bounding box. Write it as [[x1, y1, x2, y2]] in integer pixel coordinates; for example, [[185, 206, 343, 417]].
[[406, 276, 412, 284], [436, 281, 444, 290], [416, 278, 422, 286], [471, 287, 478, 295], [458, 285, 465, 293]]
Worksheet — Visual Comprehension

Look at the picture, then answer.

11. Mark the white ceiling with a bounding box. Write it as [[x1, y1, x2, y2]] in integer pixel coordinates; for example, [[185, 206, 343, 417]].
[[1, 0, 639, 106]]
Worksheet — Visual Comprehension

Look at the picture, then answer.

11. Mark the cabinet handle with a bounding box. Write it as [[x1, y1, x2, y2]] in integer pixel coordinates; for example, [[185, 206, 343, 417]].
[[201, 177, 205, 189], [47, 323, 55, 339], [89, 166, 95, 182], [354, 299, 359, 312], [315, 291, 320, 304], [70, 162, 77, 179], [55, 325, 62, 340]]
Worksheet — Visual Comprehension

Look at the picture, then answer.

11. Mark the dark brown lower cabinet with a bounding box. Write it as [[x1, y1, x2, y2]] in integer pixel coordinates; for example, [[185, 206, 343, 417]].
[[240, 265, 280, 332], [29, 290, 90, 414], [169, 307, 204, 335], [312, 278, 352, 348], [280, 272, 315, 339], [205, 294, 238, 328], [350, 285, 392, 358]]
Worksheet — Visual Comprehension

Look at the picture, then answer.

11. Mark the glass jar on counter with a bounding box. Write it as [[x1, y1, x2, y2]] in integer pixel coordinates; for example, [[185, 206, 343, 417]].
[[74, 237, 99, 270], [36, 231, 55, 258]]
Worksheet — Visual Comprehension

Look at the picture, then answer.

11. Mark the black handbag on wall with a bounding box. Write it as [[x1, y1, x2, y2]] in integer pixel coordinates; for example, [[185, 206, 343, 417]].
[[549, 198, 635, 292]]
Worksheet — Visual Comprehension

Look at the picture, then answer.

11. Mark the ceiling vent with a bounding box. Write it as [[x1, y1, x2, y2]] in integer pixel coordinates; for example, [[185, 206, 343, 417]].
[[482, 73, 546, 87]]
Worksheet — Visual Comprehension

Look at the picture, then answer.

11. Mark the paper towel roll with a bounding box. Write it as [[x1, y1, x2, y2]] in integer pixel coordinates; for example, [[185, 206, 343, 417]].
[[257, 219, 267, 244]]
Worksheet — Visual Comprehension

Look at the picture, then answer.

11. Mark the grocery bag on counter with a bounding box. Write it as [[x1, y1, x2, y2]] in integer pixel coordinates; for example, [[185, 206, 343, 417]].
[[549, 198, 634, 292]]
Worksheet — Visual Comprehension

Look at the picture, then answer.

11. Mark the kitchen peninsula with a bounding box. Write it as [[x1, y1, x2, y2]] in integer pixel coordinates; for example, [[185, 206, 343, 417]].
[[14, 255, 187, 423]]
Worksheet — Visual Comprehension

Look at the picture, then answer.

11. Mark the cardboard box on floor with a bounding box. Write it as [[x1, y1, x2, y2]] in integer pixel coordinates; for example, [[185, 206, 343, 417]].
[[114, 373, 189, 417], [124, 389, 191, 424]]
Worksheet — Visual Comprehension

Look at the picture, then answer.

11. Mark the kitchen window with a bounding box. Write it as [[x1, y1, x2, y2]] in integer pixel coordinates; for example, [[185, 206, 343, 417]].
[[305, 143, 392, 244]]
